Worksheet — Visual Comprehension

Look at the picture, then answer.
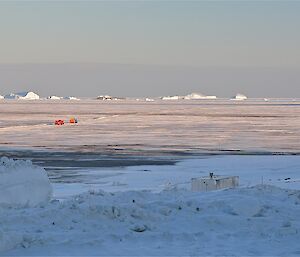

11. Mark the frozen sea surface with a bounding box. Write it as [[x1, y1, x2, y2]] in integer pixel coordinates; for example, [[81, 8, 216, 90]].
[[1, 99, 300, 255], [0, 99, 300, 153], [1, 99, 300, 198], [0, 99, 300, 198]]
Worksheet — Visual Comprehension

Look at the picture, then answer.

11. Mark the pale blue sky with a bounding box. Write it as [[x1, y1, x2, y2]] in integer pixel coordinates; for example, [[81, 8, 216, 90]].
[[0, 1, 299, 97]]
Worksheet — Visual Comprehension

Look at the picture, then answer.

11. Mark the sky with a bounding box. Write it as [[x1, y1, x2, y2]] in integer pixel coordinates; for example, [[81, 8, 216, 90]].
[[0, 1, 299, 97]]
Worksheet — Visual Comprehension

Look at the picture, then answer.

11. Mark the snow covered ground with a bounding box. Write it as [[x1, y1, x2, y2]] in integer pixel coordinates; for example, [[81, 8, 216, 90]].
[[1, 184, 300, 256], [1, 100, 300, 255], [0, 155, 300, 256]]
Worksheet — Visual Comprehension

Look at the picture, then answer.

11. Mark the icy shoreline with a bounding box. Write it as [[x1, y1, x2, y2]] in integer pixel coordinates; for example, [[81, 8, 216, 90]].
[[0, 150, 300, 256], [47, 154, 300, 199], [1, 154, 300, 255]]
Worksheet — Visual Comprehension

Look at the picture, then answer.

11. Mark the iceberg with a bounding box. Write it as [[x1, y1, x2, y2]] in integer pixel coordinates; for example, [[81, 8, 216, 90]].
[[4, 91, 40, 100], [162, 93, 217, 101], [231, 93, 247, 101], [97, 95, 124, 101], [64, 96, 80, 100], [4, 93, 17, 100], [145, 98, 154, 102], [47, 95, 62, 100], [184, 93, 217, 100], [97, 95, 113, 100], [162, 95, 182, 100]]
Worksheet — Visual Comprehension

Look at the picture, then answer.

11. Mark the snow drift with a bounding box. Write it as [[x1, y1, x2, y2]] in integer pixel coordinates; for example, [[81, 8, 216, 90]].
[[0, 157, 52, 207]]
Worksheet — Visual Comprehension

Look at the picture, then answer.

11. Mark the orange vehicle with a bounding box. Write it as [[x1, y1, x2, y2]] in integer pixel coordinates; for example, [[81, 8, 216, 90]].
[[55, 119, 64, 125], [69, 117, 78, 124]]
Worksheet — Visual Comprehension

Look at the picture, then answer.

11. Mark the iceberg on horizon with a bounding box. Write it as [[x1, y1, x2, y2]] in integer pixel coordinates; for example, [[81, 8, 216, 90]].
[[231, 93, 247, 101], [184, 93, 217, 100], [161, 92, 217, 101], [4, 91, 40, 100], [145, 98, 154, 102], [97, 95, 124, 101], [64, 96, 80, 100], [161, 95, 182, 100], [47, 95, 62, 100], [97, 95, 113, 100]]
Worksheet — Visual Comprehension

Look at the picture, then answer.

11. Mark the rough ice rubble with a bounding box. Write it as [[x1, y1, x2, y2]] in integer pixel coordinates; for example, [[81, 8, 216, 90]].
[[1, 185, 300, 256], [0, 157, 52, 207], [0, 228, 22, 253]]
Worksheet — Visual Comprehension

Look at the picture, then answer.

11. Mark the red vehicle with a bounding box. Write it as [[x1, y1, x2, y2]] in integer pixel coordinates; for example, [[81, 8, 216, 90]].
[[55, 119, 64, 125]]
